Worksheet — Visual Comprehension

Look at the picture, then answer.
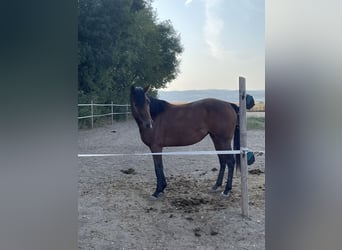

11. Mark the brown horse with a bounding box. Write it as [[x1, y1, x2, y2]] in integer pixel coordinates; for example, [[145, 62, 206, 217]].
[[130, 85, 240, 199]]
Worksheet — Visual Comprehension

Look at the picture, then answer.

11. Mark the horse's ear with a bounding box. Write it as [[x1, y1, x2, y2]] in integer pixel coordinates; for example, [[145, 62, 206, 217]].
[[143, 85, 150, 93], [130, 85, 135, 93]]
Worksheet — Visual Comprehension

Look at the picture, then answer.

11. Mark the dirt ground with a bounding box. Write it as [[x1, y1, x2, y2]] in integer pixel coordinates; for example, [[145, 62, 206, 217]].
[[78, 118, 265, 250]]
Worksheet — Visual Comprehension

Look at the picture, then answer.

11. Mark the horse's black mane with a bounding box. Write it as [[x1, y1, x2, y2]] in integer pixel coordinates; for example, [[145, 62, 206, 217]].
[[149, 96, 169, 119]]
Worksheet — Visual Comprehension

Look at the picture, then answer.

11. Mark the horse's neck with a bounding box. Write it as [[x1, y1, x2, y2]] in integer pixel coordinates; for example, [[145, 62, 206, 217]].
[[149, 97, 169, 119], [138, 126, 154, 147]]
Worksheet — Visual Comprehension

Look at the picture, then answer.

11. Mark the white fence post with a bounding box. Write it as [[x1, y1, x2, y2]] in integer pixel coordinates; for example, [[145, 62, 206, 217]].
[[126, 105, 129, 121], [91, 100, 94, 129], [239, 76, 249, 217], [111, 101, 114, 125]]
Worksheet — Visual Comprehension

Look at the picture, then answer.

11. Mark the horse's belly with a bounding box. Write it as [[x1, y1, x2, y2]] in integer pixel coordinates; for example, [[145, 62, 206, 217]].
[[164, 128, 208, 147]]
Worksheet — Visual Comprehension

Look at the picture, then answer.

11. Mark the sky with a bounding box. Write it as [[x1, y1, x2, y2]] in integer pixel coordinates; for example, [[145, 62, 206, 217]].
[[152, 0, 265, 91]]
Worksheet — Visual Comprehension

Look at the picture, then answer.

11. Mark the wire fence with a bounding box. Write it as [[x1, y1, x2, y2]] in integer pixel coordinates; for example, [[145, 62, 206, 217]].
[[78, 101, 264, 129], [78, 101, 131, 128]]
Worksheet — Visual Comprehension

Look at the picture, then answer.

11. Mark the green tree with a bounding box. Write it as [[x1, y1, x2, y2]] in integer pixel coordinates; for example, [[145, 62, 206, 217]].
[[78, 0, 183, 104]]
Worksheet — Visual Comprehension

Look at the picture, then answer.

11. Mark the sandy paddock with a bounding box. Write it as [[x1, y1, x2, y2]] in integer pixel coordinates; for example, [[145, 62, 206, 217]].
[[78, 119, 265, 249]]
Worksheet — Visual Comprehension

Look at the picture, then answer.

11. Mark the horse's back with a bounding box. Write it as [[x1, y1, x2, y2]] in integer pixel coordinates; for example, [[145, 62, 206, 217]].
[[192, 98, 236, 117], [171, 98, 236, 121]]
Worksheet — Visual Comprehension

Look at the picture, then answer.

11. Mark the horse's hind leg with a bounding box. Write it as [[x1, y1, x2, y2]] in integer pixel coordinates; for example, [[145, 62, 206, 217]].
[[210, 134, 230, 191], [223, 154, 235, 196], [212, 154, 227, 191]]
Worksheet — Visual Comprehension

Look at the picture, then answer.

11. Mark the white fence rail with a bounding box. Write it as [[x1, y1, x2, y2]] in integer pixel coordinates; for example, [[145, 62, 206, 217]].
[[78, 101, 131, 128]]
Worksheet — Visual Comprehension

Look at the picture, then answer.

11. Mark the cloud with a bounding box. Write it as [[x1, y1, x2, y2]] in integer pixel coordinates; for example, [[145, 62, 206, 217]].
[[203, 0, 225, 60], [185, 0, 193, 6], [242, 0, 264, 13]]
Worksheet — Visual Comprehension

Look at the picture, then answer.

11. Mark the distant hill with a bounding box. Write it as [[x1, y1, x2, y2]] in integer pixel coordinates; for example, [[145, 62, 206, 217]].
[[158, 89, 265, 103]]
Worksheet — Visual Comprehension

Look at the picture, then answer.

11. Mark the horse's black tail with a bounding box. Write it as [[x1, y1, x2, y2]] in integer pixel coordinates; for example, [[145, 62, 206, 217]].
[[231, 103, 240, 172]]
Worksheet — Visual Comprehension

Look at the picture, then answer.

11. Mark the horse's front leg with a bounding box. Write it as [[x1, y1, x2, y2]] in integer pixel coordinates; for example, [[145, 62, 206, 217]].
[[151, 149, 167, 198]]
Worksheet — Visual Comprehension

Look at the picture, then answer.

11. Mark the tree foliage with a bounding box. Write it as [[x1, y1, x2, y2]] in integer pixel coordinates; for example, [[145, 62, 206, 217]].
[[78, 0, 183, 104]]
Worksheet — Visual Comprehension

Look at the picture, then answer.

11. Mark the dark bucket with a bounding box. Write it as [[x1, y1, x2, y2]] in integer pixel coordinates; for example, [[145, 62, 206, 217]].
[[246, 94, 255, 110], [247, 151, 255, 165]]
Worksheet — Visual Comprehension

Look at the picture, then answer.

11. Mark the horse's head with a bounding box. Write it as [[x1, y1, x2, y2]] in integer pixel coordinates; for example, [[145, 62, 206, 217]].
[[130, 85, 153, 129]]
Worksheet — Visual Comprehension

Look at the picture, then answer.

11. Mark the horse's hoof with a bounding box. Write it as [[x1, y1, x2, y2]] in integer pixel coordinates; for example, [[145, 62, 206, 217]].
[[210, 186, 220, 193], [221, 191, 230, 198], [149, 195, 158, 201], [150, 192, 164, 201]]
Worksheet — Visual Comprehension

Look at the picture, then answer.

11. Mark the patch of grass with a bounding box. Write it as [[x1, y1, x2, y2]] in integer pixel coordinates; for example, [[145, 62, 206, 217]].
[[247, 117, 265, 130], [249, 102, 265, 112]]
